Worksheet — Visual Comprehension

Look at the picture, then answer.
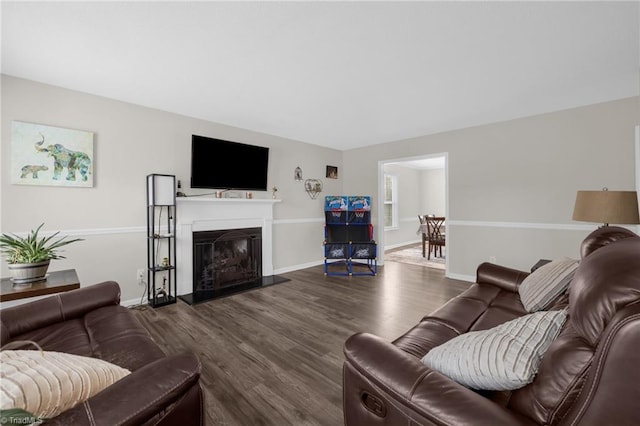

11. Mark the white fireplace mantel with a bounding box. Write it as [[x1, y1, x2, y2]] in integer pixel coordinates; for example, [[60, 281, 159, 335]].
[[175, 197, 281, 296]]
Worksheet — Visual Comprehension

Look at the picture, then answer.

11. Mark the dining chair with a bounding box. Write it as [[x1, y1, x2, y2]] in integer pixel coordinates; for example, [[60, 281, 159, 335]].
[[425, 216, 445, 260]]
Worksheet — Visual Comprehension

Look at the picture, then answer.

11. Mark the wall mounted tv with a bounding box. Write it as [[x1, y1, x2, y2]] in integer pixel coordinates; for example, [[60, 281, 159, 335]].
[[191, 135, 269, 191]]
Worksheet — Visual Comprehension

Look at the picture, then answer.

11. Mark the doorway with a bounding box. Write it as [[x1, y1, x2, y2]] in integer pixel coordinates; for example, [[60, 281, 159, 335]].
[[377, 153, 448, 273]]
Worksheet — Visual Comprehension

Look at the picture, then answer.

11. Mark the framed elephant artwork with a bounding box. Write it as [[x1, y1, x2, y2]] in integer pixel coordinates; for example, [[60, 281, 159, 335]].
[[11, 121, 94, 188]]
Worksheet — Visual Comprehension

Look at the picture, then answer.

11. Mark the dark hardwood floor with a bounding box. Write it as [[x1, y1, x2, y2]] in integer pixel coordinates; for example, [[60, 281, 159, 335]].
[[132, 261, 470, 426]]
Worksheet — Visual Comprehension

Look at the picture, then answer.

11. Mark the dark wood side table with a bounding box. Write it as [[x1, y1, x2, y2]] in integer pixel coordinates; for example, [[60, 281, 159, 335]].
[[1, 269, 80, 302]]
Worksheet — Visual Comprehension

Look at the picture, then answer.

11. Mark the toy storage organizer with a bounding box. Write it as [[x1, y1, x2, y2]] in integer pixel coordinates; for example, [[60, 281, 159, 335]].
[[323, 196, 377, 276]]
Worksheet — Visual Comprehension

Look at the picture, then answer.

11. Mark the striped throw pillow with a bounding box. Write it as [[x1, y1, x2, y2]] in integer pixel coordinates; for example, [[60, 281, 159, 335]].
[[519, 258, 578, 312], [422, 310, 567, 390], [0, 350, 130, 419]]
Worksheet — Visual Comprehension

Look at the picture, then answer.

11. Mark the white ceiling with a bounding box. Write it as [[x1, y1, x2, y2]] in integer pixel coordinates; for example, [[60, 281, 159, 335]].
[[2, 1, 638, 151]]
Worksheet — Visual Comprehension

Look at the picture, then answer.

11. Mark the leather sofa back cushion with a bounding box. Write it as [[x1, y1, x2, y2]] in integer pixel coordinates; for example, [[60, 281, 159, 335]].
[[570, 237, 640, 346], [0, 281, 121, 344], [508, 321, 594, 424], [0, 349, 130, 419], [422, 310, 566, 390], [579, 225, 638, 259], [518, 258, 578, 312], [509, 235, 640, 423]]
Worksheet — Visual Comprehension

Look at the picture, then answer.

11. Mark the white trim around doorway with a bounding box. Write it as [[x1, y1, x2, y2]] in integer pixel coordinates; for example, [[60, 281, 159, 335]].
[[378, 152, 449, 275]]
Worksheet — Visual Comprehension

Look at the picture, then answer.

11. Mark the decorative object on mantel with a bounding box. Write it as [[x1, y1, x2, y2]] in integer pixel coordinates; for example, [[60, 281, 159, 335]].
[[326, 165, 338, 179], [11, 121, 94, 188], [0, 224, 83, 284], [272, 186, 278, 199], [572, 188, 640, 227], [304, 179, 323, 199], [294, 166, 303, 181], [176, 180, 187, 197]]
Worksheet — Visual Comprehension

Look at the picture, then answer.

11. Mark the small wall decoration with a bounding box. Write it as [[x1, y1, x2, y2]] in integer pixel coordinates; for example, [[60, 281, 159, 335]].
[[304, 179, 323, 199], [294, 166, 303, 181], [11, 121, 94, 187], [326, 165, 338, 179]]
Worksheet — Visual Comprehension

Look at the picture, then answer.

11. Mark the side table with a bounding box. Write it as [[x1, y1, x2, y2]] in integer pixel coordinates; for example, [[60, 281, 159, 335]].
[[0, 269, 80, 302]]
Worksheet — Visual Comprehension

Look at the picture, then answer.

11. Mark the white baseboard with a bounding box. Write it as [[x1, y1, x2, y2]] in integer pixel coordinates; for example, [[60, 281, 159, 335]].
[[2, 295, 146, 310], [274, 259, 324, 275], [120, 261, 326, 308], [384, 239, 421, 251], [121, 297, 146, 308], [446, 272, 475, 283], [117, 263, 476, 306]]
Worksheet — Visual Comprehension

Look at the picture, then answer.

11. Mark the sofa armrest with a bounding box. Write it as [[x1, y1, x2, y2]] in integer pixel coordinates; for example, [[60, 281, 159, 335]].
[[48, 353, 202, 426], [344, 333, 536, 426], [1, 281, 121, 341], [476, 262, 529, 293]]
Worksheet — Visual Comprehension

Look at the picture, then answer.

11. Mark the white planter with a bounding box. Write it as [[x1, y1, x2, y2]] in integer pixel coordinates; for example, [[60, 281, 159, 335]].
[[8, 260, 50, 284]]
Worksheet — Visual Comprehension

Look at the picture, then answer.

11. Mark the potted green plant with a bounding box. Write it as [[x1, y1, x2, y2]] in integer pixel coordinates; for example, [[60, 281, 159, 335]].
[[0, 224, 82, 284]]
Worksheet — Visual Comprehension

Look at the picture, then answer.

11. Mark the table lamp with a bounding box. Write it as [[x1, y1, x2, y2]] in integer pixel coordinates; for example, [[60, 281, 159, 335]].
[[572, 188, 640, 227]]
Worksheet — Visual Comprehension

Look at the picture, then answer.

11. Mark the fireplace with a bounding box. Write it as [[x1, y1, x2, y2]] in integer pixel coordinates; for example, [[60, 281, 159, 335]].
[[192, 227, 262, 301], [175, 197, 284, 304]]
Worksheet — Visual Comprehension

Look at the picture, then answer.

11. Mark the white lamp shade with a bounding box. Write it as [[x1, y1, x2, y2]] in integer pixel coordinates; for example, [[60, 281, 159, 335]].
[[147, 174, 175, 206]]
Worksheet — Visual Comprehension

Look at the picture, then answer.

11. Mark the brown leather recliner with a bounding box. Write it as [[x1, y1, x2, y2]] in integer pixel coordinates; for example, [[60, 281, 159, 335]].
[[343, 226, 640, 425], [0, 281, 204, 425]]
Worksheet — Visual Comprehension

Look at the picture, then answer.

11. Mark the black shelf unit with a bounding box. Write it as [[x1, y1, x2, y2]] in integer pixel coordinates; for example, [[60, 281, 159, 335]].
[[323, 196, 377, 276], [146, 174, 177, 307]]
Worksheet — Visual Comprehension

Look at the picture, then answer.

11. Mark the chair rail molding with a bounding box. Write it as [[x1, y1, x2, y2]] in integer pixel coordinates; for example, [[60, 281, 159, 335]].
[[447, 220, 598, 231]]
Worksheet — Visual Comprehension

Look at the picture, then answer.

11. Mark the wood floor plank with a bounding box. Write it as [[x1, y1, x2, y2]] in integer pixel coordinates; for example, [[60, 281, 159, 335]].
[[132, 261, 470, 425]]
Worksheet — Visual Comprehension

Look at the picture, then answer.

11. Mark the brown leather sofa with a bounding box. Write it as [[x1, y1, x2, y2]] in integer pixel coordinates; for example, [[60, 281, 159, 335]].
[[0, 281, 204, 425], [344, 226, 640, 425]]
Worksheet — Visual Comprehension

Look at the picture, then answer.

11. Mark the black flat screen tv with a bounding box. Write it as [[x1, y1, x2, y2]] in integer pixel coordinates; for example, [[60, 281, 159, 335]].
[[191, 135, 269, 191]]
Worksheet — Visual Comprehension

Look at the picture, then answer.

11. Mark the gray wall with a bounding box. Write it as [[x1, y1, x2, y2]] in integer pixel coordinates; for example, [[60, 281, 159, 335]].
[[1, 75, 342, 303], [343, 96, 639, 280], [2, 75, 638, 301], [421, 168, 445, 216]]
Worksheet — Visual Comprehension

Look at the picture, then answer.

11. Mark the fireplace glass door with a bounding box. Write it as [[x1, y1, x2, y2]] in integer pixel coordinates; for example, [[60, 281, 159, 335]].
[[193, 228, 262, 298]]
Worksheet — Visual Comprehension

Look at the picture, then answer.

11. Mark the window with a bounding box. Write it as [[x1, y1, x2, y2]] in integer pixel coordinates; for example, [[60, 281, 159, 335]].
[[383, 174, 398, 229]]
